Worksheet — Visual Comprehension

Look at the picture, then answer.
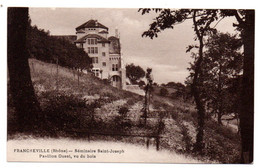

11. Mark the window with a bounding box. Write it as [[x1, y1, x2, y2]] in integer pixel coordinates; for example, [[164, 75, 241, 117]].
[[102, 62, 106, 67], [91, 47, 94, 53], [112, 64, 119, 71], [112, 76, 120, 82], [92, 69, 99, 77], [92, 57, 98, 64], [102, 52, 106, 56], [95, 71, 99, 77], [80, 43, 83, 48], [88, 47, 98, 54], [102, 43, 105, 47], [88, 38, 97, 45]]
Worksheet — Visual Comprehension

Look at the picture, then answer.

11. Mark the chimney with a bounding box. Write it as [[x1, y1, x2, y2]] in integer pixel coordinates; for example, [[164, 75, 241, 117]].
[[115, 28, 119, 38], [95, 20, 98, 26]]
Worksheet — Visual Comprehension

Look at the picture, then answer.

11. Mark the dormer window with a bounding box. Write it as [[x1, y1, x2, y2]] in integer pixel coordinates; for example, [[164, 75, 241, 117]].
[[88, 38, 97, 45]]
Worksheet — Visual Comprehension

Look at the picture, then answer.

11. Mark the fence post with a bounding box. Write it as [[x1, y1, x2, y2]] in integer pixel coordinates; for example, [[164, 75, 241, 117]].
[[87, 133, 90, 142], [146, 137, 150, 149], [156, 136, 160, 151]]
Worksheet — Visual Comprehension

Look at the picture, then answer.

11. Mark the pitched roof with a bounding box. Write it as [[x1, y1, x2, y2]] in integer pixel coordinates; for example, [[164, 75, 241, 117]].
[[74, 34, 110, 43], [76, 29, 85, 33], [99, 30, 108, 34], [76, 19, 108, 31], [108, 36, 119, 40]]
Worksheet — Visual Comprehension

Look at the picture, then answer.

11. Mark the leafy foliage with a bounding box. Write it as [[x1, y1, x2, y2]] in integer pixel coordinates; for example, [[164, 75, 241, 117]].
[[118, 106, 129, 117], [126, 63, 145, 84], [187, 32, 243, 124], [27, 21, 92, 70], [139, 9, 219, 39], [139, 8, 251, 156], [159, 87, 168, 96]]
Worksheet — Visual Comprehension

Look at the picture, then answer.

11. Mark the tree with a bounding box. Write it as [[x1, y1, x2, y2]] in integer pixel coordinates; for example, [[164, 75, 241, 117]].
[[138, 80, 146, 87], [217, 10, 254, 163], [139, 9, 219, 151], [27, 24, 92, 70], [71, 46, 92, 88], [141, 68, 153, 125], [139, 8, 254, 162], [160, 87, 168, 96], [166, 81, 185, 89], [226, 10, 254, 164], [126, 63, 145, 84], [8, 7, 42, 132], [200, 32, 243, 125]]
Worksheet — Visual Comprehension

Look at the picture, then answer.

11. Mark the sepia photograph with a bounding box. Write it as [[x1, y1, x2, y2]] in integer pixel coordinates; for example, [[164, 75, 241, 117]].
[[5, 4, 255, 165]]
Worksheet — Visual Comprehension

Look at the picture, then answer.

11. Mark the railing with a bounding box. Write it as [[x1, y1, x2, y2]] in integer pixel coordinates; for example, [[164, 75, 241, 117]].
[[67, 129, 165, 151]]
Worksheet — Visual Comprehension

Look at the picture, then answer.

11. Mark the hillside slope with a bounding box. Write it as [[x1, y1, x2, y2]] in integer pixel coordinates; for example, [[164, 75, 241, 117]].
[[8, 59, 240, 163]]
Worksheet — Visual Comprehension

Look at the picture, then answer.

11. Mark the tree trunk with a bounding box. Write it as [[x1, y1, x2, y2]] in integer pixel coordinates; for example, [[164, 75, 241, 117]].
[[143, 86, 148, 125], [217, 64, 223, 125], [8, 7, 42, 132], [240, 10, 254, 163], [192, 11, 206, 151], [56, 57, 59, 91], [77, 68, 80, 88], [192, 39, 206, 151]]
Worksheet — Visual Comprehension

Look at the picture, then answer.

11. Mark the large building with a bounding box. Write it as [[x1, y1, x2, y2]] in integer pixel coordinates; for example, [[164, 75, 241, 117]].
[[74, 19, 126, 89]]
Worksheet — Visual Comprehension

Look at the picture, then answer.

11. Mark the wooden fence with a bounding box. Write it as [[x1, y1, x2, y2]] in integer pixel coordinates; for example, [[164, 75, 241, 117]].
[[67, 130, 166, 151]]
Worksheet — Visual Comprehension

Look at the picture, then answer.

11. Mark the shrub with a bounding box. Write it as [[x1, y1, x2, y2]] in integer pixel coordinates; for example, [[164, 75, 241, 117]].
[[160, 87, 169, 96], [171, 111, 179, 120], [38, 91, 90, 136], [180, 124, 192, 152], [118, 106, 129, 117], [102, 79, 111, 85]]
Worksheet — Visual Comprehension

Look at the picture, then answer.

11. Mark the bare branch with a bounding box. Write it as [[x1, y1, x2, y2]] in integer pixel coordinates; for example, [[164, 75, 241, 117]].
[[234, 10, 245, 25]]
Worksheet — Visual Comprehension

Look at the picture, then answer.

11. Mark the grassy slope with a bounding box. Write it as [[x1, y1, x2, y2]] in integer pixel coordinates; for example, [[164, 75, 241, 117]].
[[8, 58, 240, 163]]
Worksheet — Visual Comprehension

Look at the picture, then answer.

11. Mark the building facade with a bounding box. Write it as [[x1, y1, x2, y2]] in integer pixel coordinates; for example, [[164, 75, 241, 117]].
[[74, 19, 126, 89]]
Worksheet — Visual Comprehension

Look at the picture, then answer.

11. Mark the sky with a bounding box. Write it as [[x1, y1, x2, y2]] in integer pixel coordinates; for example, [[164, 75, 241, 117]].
[[29, 8, 237, 84]]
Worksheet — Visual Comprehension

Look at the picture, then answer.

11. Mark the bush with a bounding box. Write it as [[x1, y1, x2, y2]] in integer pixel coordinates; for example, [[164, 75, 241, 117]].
[[160, 87, 169, 96], [180, 124, 192, 152], [118, 106, 129, 117], [102, 79, 111, 85], [138, 80, 146, 87]]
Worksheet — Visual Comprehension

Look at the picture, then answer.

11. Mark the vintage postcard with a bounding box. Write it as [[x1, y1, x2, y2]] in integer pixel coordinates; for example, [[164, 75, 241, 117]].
[[6, 7, 254, 164]]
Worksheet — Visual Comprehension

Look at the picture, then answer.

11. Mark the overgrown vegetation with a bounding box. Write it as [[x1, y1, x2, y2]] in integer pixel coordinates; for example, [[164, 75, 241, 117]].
[[126, 63, 145, 84], [7, 59, 241, 163], [27, 20, 92, 70], [139, 8, 254, 163]]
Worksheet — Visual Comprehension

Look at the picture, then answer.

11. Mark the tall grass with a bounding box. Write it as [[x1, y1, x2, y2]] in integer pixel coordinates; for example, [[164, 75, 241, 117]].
[[8, 59, 241, 163]]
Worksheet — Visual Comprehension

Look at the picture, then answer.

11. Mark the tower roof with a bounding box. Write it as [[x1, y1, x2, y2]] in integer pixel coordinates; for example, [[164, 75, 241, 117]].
[[76, 19, 108, 31], [74, 34, 110, 43]]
